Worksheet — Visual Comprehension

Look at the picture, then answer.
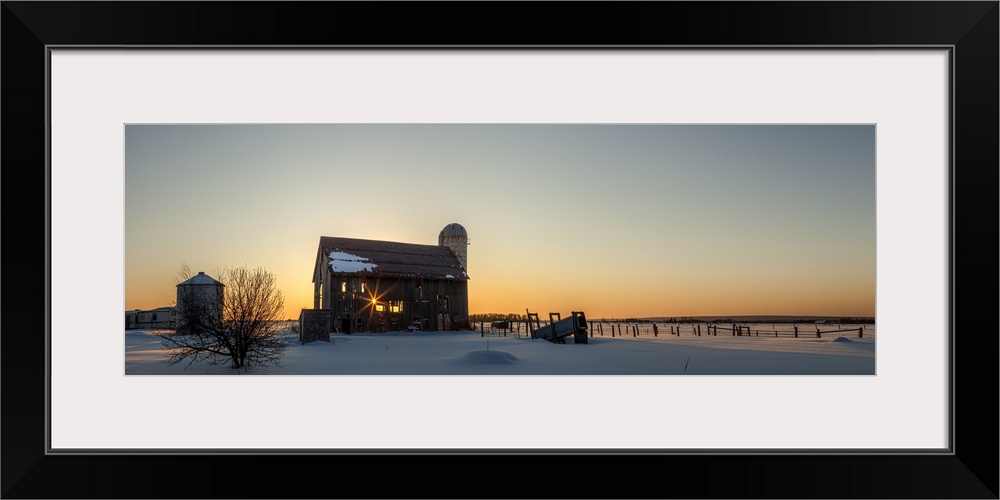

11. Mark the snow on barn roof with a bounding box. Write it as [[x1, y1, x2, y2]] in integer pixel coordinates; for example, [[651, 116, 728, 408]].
[[316, 236, 469, 281], [328, 251, 378, 273], [176, 271, 224, 287]]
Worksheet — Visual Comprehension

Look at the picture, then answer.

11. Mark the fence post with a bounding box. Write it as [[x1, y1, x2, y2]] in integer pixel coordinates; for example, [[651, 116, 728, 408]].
[[859, 327, 863, 338], [794, 326, 798, 338], [653, 324, 658, 337], [816, 326, 821, 338]]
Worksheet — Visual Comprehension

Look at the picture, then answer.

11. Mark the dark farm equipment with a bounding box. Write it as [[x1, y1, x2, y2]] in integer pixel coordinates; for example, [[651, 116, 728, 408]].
[[526, 310, 588, 344]]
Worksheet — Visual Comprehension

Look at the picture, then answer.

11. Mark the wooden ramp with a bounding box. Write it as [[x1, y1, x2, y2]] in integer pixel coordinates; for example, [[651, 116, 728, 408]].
[[526, 310, 588, 344]]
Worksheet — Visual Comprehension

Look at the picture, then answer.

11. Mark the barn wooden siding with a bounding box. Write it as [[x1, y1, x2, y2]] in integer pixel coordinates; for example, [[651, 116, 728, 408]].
[[318, 274, 468, 333]]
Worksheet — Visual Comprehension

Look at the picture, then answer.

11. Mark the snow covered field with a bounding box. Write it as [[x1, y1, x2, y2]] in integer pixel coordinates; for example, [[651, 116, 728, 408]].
[[125, 324, 876, 375]]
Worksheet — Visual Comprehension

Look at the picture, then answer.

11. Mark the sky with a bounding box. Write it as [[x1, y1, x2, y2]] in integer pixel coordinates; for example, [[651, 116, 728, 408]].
[[124, 124, 876, 320]]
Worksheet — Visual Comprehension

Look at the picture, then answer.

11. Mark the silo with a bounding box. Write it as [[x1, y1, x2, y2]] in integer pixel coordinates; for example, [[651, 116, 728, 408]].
[[438, 223, 468, 272], [175, 271, 225, 334]]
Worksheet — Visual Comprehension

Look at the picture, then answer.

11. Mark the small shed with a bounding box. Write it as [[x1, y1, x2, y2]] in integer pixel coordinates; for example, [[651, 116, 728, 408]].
[[298, 309, 331, 344]]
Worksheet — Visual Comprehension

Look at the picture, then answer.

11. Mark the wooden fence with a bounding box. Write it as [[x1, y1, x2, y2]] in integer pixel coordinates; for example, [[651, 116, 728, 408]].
[[475, 320, 869, 339]]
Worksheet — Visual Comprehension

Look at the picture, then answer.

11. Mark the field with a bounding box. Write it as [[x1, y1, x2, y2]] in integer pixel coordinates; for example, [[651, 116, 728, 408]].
[[125, 322, 876, 375]]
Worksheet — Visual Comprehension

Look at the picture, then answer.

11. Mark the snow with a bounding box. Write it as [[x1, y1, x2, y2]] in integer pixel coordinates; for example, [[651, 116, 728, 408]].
[[125, 324, 876, 375], [328, 250, 377, 273], [445, 274, 454, 278]]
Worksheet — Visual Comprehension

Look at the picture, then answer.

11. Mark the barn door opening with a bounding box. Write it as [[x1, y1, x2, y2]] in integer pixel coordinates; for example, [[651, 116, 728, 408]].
[[436, 295, 451, 331]]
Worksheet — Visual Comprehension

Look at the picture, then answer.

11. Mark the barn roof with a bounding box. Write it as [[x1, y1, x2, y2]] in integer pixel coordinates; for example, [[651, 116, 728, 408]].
[[317, 236, 469, 281]]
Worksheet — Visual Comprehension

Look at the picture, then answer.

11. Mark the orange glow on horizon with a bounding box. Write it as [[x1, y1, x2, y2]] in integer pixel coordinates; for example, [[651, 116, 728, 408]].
[[126, 272, 874, 322]]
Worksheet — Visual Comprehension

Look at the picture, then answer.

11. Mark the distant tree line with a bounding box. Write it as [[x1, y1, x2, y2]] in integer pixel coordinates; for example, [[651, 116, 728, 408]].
[[469, 313, 526, 323], [833, 317, 876, 324], [661, 317, 702, 323]]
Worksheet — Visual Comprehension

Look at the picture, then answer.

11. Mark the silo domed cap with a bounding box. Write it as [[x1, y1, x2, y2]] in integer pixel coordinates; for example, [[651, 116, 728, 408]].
[[439, 223, 467, 238]]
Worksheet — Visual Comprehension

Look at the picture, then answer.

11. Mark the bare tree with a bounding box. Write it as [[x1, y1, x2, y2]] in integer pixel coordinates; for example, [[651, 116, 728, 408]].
[[164, 265, 289, 371], [175, 262, 193, 287]]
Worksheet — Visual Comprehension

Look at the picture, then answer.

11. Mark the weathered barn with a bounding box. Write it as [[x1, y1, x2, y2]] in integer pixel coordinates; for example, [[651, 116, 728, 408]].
[[311, 224, 470, 333]]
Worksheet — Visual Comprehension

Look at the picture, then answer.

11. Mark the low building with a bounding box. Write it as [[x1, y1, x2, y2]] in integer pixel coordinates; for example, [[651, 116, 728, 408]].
[[311, 224, 470, 333], [125, 306, 177, 329]]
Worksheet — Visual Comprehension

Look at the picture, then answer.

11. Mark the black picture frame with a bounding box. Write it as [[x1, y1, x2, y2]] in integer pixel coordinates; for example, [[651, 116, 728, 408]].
[[3, 2, 997, 498]]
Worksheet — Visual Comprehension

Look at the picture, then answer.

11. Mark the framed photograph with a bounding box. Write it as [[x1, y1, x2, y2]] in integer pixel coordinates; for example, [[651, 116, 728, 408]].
[[4, 2, 996, 498]]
